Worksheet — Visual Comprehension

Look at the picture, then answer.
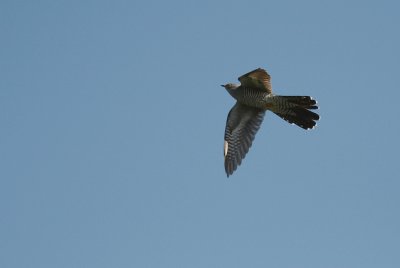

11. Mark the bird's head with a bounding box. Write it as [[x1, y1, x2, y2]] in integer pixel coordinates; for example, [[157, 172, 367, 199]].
[[221, 83, 238, 90]]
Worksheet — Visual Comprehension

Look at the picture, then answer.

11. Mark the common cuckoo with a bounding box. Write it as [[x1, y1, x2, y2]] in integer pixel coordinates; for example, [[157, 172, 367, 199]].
[[222, 68, 319, 177]]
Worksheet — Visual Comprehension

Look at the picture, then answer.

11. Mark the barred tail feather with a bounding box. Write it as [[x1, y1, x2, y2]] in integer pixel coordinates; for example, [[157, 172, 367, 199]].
[[273, 96, 320, 130], [281, 96, 318, 110]]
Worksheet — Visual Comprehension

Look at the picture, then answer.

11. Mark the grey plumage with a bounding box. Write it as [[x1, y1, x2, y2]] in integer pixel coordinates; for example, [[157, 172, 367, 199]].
[[222, 68, 320, 177], [224, 103, 265, 175]]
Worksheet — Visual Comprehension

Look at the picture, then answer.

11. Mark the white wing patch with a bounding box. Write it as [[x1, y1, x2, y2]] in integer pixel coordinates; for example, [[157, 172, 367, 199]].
[[224, 140, 229, 158]]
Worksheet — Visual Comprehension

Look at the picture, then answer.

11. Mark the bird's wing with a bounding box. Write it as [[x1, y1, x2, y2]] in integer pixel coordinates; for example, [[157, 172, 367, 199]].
[[238, 68, 272, 93], [224, 102, 265, 177]]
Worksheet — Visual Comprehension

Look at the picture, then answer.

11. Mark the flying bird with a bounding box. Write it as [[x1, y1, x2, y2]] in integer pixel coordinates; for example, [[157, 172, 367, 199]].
[[222, 68, 319, 177]]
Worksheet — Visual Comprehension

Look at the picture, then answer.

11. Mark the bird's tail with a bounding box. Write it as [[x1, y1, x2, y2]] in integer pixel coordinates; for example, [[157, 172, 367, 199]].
[[271, 96, 319, 130]]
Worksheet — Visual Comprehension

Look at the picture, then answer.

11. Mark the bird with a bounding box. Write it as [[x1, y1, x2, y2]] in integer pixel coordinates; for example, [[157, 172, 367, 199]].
[[221, 68, 319, 177]]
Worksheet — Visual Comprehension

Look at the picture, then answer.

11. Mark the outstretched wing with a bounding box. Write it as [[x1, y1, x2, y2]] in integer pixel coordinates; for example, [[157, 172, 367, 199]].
[[238, 68, 272, 93], [224, 102, 265, 177]]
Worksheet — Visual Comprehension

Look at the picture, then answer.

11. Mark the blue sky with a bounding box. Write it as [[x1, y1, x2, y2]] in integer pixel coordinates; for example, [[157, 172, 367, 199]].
[[1, 0, 399, 267]]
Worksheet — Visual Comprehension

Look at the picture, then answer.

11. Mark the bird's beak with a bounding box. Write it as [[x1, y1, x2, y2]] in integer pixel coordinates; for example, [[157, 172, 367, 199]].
[[220, 85, 225, 87]]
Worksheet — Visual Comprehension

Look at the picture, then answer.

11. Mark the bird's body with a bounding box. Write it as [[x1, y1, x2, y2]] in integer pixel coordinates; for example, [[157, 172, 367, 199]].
[[222, 68, 320, 177], [226, 85, 273, 109]]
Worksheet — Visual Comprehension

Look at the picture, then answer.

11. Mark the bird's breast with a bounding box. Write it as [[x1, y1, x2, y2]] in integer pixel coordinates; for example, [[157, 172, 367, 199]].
[[236, 88, 272, 109]]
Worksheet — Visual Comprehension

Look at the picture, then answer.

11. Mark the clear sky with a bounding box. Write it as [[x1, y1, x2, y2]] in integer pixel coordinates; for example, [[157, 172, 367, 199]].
[[1, 0, 399, 267]]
